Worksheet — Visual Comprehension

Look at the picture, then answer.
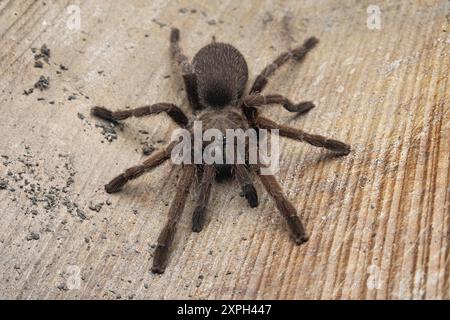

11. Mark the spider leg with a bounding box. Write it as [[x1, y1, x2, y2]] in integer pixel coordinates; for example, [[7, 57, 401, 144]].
[[192, 164, 216, 232], [170, 28, 200, 110], [152, 164, 196, 274], [243, 94, 315, 115], [256, 116, 351, 155], [249, 37, 319, 94], [253, 164, 307, 244], [91, 103, 188, 127], [234, 164, 258, 207], [105, 142, 176, 193]]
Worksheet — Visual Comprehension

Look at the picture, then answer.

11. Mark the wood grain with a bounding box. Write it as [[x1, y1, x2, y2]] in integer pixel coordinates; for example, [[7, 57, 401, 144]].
[[0, 0, 448, 299]]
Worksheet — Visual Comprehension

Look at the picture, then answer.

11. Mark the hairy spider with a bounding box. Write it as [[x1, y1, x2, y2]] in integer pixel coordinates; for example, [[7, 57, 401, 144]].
[[91, 28, 351, 274]]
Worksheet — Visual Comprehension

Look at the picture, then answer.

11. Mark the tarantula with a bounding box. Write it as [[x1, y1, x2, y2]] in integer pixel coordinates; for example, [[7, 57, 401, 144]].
[[91, 28, 351, 274]]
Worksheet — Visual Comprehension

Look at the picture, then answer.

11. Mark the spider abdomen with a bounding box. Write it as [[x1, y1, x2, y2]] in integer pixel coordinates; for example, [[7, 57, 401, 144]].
[[193, 42, 248, 108]]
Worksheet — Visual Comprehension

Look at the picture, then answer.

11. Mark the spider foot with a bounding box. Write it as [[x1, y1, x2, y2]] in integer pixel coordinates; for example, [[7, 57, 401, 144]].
[[170, 27, 180, 43], [151, 245, 168, 274], [325, 139, 351, 156], [151, 266, 165, 274], [105, 174, 127, 193], [285, 101, 315, 114], [292, 37, 319, 61], [288, 215, 309, 244], [294, 233, 309, 245], [243, 184, 258, 208], [303, 37, 319, 50], [192, 206, 206, 232], [91, 106, 115, 122]]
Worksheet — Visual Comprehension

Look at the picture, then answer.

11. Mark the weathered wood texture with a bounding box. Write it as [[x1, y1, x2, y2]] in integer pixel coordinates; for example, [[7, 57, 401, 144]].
[[0, 0, 448, 299]]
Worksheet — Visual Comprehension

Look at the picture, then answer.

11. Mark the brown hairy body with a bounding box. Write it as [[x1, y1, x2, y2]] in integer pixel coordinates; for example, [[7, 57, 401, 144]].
[[91, 28, 351, 274]]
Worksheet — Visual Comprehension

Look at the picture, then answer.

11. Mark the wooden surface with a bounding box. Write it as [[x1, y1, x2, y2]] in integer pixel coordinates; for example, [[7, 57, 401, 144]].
[[0, 0, 449, 300]]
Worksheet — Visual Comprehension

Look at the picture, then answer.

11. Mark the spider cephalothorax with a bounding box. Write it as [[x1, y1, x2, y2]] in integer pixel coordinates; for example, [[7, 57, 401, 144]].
[[91, 28, 351, 274]]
